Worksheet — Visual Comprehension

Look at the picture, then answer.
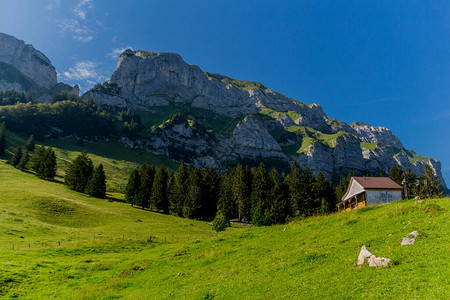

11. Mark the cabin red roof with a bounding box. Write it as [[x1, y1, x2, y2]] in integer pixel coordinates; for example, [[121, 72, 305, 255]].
[[353, 177, 403, 189]]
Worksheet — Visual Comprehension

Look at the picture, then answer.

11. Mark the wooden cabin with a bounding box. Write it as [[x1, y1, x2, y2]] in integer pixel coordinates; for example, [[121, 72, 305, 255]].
[[337, 177, 403, 212]]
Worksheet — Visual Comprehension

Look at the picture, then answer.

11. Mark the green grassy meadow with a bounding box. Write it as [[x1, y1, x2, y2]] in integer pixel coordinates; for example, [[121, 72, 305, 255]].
[[0, 159, 449, 298]]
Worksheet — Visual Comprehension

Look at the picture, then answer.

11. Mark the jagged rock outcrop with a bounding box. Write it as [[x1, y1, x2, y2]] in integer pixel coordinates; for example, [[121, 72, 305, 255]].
[[0, 32, 76, 99], [82, 49, 446, 187]]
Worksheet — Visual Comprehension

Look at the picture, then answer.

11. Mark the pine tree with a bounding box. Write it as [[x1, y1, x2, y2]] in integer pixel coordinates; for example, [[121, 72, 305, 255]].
[[212, 212, 229, 233], [86, 164, 107, 198], [403, 167, 418, 199], [419, 165, 443, 198], [200, 166, 221, 220], [169, 162, 190, 216], [285, 161, 302, 216], [138, 162, 154, 209], [183, 168, 203, 219], [268, 168, 288, 224], [312, 172, 337, 214], [65, 151, 93, 192], [41, 147, 57, 179], [299, 166, 315, 217], [0, 122, 5, 155], [16, 151, 30, 170], [31, 146, 45, 174], [25, 135, 35, 152], [389, 165, 403, 185], [125, 168, 141, 206], [10, 147, 22, 167], [232, 164, 252, 221], [217, 169, 235, 219], [251, 163, 271, 226], [151, 166, 169, 213]]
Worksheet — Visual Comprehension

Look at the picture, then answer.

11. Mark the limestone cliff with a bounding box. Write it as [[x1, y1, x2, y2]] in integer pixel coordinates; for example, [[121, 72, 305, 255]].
[[0, 33, 76, 99], [81, 49, 445, 187]]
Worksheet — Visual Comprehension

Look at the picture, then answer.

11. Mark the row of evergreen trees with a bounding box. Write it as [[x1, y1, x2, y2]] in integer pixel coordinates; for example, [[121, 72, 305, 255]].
[[64, 152, 107, 198], [389, 164, 443, 198], [4, 130, 58, 181], [1, 123, 106, 198], [124, 161, 338, 225]]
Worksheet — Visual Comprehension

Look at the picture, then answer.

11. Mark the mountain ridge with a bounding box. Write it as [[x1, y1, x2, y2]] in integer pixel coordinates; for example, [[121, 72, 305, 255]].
[[0, 34, 445, 187], [83, 49, 446, 187]]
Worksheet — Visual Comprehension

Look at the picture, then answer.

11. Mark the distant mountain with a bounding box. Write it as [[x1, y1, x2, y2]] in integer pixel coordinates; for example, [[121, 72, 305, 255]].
[[83, 50, 446, 187], [0, 32, 78, 100], [0, 33, 445, 187]]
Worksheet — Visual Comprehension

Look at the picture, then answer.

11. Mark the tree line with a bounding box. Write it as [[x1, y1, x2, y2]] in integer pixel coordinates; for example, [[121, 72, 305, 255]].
[[124, 161, 338, 226], [388, 164, 443, 199]]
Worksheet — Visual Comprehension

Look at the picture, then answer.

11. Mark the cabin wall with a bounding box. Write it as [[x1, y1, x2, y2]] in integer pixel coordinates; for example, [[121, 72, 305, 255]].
[[366, 190, 402, 205], [343, 180, 364, 201]]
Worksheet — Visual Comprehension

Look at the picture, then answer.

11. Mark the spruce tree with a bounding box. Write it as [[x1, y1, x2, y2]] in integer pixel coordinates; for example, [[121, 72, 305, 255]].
[[389, 165, 403, 185], [183, 168, 203, 219], [212, 212, 230, 234], [232, 164, 252, 221], [200, 166, 221, 220], [312, 172, 337, 214], [31, 146, 45, 174], [17, 151, 30, 171], [25, 135, 35, 152], [269, 168, 288, 224], [125, 168, 141, 206], [0, 122, 5, 155], [169, 162, 190, 216], [299, 166, 315, 217], [403, 167, 418, 199], [285, 161, 302, 216], [251, 163, 271, 226], [138, 162, 154, 209], [65, 151, 94, 192], [86, 164, 107, 198], [217, 169, 235, 219], [10, 147, 22, 167], [419, 165, 443, 198], [151, 166, 169, 213], [41, 147, 57, 179]]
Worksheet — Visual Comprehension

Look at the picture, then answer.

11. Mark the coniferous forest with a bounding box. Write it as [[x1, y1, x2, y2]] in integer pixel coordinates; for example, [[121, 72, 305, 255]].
[[124, 161, 338, 226]]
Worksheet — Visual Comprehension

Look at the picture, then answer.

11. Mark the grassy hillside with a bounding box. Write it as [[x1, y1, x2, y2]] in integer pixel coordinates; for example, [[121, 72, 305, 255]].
[[2, 130, 178, 192], [0, 161, 448, 298]]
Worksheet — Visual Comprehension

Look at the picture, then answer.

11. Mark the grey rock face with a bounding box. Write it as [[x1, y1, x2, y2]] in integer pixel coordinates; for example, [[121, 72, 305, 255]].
[[0, 33, 57, 89], [84, 49, 446, 187], [231, 116, 287, 159], [350, 122, 404, 148]]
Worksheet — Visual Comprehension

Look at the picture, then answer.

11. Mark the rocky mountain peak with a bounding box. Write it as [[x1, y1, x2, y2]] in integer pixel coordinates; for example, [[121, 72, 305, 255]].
[[83, 48, 446, 187], [0, 33, 57, 89]]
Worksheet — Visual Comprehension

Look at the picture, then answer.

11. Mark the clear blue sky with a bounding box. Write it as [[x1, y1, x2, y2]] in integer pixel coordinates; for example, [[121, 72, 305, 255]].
[[1, 0, 449, 184]]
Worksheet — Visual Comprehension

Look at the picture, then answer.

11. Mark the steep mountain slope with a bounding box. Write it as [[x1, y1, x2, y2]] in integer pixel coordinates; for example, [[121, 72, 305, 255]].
[[84, 50, 446, 186], [0, 32, 78, 100]]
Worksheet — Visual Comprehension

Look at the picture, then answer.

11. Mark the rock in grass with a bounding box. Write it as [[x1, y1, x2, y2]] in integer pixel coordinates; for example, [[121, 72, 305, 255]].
[[368, 255, 391, 267], [357, 245, 373, 266], [401, 231, 419, 245], [358, 245, 391, 267]]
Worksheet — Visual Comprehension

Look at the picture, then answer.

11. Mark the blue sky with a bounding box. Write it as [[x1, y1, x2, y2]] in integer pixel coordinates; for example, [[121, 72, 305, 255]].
[[1, 0, 449, 185]]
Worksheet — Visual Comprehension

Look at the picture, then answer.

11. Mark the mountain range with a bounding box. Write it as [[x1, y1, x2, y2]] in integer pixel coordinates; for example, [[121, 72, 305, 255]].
[[0, 32, 446, 187]]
